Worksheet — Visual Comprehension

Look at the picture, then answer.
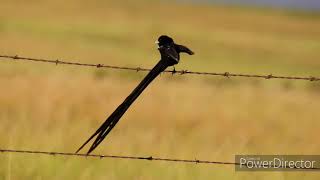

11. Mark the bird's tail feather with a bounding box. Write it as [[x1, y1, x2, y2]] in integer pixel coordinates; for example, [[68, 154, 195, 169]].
[[76, 60, 169, 154]]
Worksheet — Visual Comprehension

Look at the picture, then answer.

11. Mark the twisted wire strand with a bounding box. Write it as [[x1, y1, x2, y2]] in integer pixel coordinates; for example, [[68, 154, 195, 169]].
[[1, 149, 319, 170], [0, 55, 319, 81]]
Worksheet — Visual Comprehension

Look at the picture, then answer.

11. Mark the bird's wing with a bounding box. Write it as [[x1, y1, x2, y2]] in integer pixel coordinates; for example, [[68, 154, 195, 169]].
[[159, 45, 179, 62]]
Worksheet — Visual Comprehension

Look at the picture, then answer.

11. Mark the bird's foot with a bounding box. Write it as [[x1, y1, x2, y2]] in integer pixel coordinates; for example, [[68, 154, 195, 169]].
[[172, 66, 176, 75]]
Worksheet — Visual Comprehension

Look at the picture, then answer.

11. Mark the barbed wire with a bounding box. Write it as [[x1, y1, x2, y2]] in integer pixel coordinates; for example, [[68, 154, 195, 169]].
[[0, 148, 236, 165], [0, 55, 319, 82], [1, 55, 319, 169], [1, 149, 319, 170]]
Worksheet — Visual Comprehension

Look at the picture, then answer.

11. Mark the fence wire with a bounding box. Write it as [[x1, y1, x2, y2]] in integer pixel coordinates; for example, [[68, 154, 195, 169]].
[[0, 148, 236, 165], [0, 55, 319, 81], [1, 55, 319, 169], [1, 149, 320, 170]]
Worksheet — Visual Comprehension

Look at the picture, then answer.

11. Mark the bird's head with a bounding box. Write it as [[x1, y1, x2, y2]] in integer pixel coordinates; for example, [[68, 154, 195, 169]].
[[155, 35, 174, 47]]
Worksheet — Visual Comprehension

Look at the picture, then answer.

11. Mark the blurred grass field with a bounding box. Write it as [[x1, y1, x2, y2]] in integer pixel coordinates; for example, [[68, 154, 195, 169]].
[[0, 0, 320, 179]]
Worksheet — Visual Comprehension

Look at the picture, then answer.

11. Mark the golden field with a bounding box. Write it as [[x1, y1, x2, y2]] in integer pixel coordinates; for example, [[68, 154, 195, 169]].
[[0, 0, 320, 179]]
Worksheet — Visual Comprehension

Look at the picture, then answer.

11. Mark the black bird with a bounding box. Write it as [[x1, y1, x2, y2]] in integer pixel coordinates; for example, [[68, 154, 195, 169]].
[[76, 35, 194, 154]]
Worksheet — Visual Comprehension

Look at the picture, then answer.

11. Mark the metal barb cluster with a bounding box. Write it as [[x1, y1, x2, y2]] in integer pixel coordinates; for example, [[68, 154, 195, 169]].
[[0, 55, 319, 82]]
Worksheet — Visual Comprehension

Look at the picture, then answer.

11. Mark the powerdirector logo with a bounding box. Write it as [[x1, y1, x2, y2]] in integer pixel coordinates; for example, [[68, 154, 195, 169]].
[[235, 155, 320, 171]]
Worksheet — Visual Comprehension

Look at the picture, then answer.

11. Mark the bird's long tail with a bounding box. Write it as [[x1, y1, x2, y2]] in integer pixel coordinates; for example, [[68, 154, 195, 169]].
[[76, 60, 169, 154]]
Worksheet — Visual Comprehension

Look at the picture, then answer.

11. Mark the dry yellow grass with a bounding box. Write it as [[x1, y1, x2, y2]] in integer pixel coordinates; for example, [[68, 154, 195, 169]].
[[0, 0, 320, 179], [1, 73, 320, 179]]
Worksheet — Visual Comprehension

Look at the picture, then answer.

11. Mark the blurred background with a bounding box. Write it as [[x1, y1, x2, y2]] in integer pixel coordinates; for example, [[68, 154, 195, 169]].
[[0, 0, 320, 179]]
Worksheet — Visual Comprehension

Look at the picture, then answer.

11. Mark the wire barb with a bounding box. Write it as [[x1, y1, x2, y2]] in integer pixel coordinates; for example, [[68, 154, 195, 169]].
[[224, 72, 230, 78], [0, 55, 319, 82], [55, 59, 60, 65], [146, 156, 153, 160], [310, 76, 316, 81], [180, 70, 188, 75], [266, 74, 273, 79]]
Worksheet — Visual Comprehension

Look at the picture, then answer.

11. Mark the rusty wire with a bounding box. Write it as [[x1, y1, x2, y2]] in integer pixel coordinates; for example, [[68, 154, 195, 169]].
[[0, 148, 236, 165], [1, 55, 319, 168], [0, 55, 319, 81], [1, 148, 320, 170]]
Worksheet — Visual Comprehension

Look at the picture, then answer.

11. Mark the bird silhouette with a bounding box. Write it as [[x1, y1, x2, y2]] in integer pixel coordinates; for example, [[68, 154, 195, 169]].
[[76, 35, 194, 154]]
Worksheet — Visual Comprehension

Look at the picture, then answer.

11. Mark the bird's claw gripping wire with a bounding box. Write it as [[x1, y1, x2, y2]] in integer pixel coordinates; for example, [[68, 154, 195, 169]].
[[172, 66, 177, 75]]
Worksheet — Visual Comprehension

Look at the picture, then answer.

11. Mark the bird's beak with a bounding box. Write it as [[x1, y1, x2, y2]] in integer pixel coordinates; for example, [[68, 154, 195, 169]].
[[155, 40, 159, 44]]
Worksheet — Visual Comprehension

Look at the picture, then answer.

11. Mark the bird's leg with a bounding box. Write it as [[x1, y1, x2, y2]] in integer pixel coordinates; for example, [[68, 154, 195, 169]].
[[172, 66, 176, 75]]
